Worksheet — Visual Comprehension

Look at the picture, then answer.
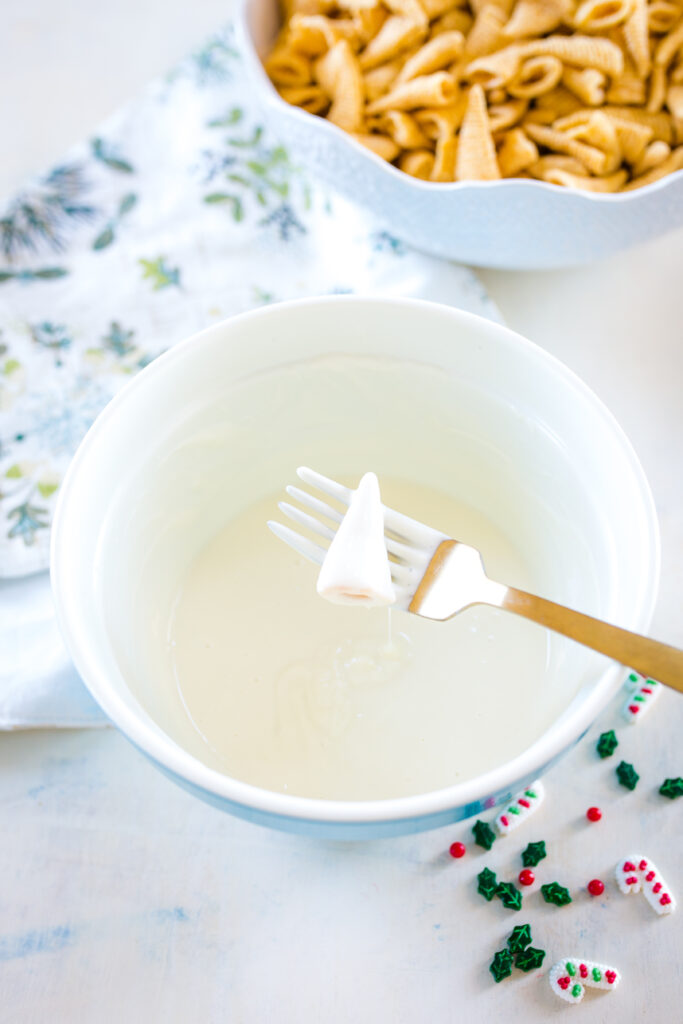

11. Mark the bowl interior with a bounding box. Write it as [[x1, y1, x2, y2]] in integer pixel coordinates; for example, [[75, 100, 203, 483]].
[[53, 298, 658, 820]]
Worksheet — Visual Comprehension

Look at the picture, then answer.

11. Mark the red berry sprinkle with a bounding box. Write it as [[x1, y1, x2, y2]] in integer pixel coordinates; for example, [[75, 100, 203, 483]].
[[588, 878, 605, 897], [586, 806, 602, 822], [449, 842, 466, 859], [518, 869, 535, 887]]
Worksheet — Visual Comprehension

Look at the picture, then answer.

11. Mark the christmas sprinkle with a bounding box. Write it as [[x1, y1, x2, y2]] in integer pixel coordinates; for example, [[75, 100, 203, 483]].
[[521, 840, 547, 867], [615, 855, 676, 915], [490, 948, 513, 983], [477, 867, 498, 902], [549, 958, 620, 1004], [586, 806, 602, 822], [622, 672, 661, 724], [515, 946, 546, 972], [616, 761, 640, 790], [496, 881, 523, 911], [507, 924, 532, 955], [541, 882, 572, 907], [587, 879, 605, 897], [659, 777, 683, 799], [494, 780, 545, 836], [596, 729, 619, 759], [518, 869, 535, 887], [449, 841, 466, 858], [472, 819, 497, 850]]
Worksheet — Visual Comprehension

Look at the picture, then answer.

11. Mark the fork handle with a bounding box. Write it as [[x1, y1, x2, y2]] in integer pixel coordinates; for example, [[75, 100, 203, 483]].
[[501, 587, 683, 694]]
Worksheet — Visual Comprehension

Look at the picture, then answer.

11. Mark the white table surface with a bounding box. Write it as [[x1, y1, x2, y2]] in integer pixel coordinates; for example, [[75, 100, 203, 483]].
[[2, 3, 682, 1021]]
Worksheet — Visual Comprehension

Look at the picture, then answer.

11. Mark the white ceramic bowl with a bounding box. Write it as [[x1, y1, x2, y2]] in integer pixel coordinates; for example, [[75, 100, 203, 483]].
[[51, 297, 659, 838], [236, 0, 683, 269]]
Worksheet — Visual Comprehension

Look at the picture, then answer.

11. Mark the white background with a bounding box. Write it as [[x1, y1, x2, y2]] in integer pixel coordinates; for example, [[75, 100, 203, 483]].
[[1, 1, 682, 1021]]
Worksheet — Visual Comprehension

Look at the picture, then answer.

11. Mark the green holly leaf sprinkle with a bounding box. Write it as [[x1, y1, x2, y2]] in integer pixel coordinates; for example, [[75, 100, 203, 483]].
[[616, 760, 640, 790], [515, 946, 546, 972], [472, 819, 496, 850], [477, 867, 498, 902], [540, 882, 572, 907], [521, 841, 546, 867], [596, 729, 619, 759], [507, 924, 532, 955], [496, 882, 522, 911], [489, 948, 513, 983], [659, 777, 683, 799]]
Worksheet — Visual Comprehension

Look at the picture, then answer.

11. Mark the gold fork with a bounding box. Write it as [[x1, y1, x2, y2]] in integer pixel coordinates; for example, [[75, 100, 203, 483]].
[[269, 468, 683, 694]]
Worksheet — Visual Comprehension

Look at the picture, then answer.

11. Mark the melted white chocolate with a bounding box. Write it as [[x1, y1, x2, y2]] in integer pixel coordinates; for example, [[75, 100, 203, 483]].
[[316, 472, 395, 607], [161, 478, 554, 801]]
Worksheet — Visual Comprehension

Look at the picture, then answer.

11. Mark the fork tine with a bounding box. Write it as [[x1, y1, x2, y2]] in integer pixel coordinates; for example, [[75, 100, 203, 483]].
[[298, 467, 445, 554], [286, 485, 424, 566], [267, 521, 327, 565], [383, 510, 442, 549], [285, 485, 343, 524], [385, 536, 428, 566], [389, 562, 420, 587], [278, 501, 336, 542], [269, 519, 417, 589], [296, 467, 352, 506]]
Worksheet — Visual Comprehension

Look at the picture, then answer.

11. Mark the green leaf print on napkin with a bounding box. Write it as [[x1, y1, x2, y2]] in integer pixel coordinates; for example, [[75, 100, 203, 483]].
[[139, 257, 181, 291], [189, 34, 239, 83], [204, 194, 244, 221], [207, 107, 243, 128], [201, 116, 308, 238], [102, 322, 136, 357], [29, 323, 72, 359], [92, 193, 138, 250], [91, 137, 134, 174], [84, 322, 156, 374], [7, 499, 50, 543], [0, 267, 69, 285], [0, 165, 96, 260]]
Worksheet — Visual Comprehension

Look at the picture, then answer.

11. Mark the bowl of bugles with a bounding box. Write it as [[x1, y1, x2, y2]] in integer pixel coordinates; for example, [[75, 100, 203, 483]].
[[237, 0, 683, 267]]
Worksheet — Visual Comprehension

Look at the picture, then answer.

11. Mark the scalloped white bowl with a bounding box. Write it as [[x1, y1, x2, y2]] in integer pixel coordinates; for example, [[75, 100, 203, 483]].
[[51, 297, 659, 839], [236, 0, 683, 269]]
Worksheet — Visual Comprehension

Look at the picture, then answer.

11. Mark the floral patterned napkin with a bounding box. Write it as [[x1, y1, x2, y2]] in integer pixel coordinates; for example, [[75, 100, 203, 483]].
[[0, 24, 499, 725]]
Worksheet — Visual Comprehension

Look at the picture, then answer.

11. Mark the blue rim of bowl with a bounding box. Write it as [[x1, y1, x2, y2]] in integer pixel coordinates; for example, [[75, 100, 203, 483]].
[[51, 296, 661, 827], [235, 0, 683, 205]]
